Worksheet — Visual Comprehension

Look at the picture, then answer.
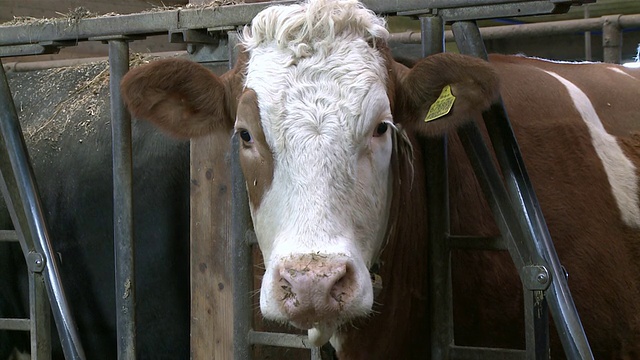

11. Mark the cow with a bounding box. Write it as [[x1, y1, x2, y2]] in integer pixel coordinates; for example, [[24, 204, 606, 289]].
[[0, 60, 191, 359], [121, 0, 640, 358]]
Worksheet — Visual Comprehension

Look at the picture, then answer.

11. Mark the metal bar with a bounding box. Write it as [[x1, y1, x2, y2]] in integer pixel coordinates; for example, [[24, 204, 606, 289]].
[[484, 103, 593, 360], [419, 15, 454, 360], [584, 6, 592, 61], [0, 0, 592, 47], [29, 268, 51, 359], [108, 39, 136, 359], [0, 58, 85, 360], [0, 44, 57, 58], [0, 318, 31, 331], [231, 134, 253, 360], [388, 14, 640, 44], [420, 16, 445, 57], [448, 235, 507, 251], [438, 1, 562, 22], [310, 346, 322, 360], [455, 122, 531, 275], [449, 345, 526, 360], [248, 330, 316, 349], [603, 15, 622, 64], [523, 288, 549, 360], [230, 30, 254, 360], [456, 121, 548, 359], [452, 21, 594, 360], [3, 51, 185, 73], [0, 229, 18, 241]]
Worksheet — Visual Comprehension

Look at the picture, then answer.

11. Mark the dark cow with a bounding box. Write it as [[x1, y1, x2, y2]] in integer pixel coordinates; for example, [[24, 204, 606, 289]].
[[0, 61, 191, 359], [121, 0, 640, 358]]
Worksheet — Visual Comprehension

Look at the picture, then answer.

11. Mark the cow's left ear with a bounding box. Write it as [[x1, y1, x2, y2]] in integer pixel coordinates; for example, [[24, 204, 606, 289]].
[[395, 52, 500, 136], [121, 55, 245, 138]]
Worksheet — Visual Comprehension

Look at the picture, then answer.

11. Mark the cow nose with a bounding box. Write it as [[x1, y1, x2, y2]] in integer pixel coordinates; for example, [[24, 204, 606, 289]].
[[277, 254, 355, 328]]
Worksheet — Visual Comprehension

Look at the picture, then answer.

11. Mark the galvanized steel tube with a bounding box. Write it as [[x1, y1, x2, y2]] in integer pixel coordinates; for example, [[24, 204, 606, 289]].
[[0, 59, 85, 360], [108, 39, 136, 359], [419, 15, 455, 360]]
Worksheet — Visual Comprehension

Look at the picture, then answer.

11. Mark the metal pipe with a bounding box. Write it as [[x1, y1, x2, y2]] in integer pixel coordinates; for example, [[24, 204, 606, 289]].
[[2, 51, 186, 73], [420, 16, 445, 57], [108, 39, 136, 359], [0, 58, 85, 360], [389, 14, 640, 44], [419, 15, 453, 360], [584, 6, 592, 61], [482, 102, 594, 360], [602, 15, 622, 63]]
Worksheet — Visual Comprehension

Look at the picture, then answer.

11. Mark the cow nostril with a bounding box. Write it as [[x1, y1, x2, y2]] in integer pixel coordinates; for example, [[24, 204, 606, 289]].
[[330, 264, 354, 306]]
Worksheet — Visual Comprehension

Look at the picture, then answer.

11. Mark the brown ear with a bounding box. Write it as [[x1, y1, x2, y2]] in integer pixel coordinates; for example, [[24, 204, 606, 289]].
[[121, 57, 239, 138], [397, 52, 500, 136]]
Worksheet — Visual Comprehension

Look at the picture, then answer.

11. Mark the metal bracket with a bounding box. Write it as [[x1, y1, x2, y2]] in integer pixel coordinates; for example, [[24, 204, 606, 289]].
[[27, 251, 45, 273], [0, 40, 78, 58], [169, 28, 219, 45], [88, 35, 146, 44], [522, 265, 551, 291]]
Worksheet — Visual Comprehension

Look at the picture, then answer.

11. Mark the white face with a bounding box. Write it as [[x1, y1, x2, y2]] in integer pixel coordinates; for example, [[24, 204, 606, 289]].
[[235, 31, 394, 343]]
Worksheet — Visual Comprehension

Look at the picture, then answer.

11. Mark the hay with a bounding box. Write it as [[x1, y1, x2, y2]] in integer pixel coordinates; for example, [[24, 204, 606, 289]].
[[142, 0, 244, 13], [0, 2, 243, 27], [8, 53, 165, 149]]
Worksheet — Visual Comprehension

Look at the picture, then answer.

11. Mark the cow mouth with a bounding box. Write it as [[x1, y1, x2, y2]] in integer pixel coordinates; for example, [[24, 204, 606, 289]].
[[307, 322, 339, 347]]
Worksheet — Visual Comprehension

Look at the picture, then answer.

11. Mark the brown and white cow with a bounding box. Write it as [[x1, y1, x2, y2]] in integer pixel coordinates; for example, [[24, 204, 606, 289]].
[[121, 0, 640, 358]]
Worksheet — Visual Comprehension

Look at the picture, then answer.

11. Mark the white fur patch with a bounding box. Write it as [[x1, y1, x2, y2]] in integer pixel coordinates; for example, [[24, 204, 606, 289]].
[[237, 0, 395, 332], [608, 66, 636, 79], [543, 70, 640, 228]]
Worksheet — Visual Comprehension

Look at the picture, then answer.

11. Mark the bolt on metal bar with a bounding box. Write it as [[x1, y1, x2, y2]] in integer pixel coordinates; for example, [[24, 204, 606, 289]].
[[451, 20, 593, 360], [0, 58, 85, 360], [108, 39, 136, 359]]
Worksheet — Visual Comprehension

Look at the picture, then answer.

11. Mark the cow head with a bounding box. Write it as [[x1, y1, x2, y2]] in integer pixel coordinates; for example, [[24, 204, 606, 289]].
[[121, 0, 498, 348]]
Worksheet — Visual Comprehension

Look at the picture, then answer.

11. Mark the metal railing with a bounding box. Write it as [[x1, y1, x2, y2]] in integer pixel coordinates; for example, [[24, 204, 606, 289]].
[[0, 0, 596, 359]]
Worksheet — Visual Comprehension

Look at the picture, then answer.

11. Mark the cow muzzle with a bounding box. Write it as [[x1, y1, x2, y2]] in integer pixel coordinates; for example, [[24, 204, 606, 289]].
[[277, 253, 356, 327], [265, 252, 373, 345]]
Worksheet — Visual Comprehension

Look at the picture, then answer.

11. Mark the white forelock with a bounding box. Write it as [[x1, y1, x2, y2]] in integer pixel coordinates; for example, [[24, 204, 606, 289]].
[[240, 0, 388, 59]]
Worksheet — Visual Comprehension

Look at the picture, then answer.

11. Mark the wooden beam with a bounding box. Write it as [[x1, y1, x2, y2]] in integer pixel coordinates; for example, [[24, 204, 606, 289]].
[[190, 128, 234, 359]]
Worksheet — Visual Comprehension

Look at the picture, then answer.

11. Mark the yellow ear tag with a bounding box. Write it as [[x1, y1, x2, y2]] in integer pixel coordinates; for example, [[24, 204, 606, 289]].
[[424, 85, 456, 122]]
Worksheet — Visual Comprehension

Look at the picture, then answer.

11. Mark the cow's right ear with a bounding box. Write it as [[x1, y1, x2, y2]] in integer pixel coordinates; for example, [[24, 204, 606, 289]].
[[121, 57, 242, 138]]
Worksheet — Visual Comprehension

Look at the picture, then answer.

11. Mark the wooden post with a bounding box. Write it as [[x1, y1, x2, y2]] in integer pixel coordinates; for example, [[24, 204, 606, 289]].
[[190, 131, 233, 359]]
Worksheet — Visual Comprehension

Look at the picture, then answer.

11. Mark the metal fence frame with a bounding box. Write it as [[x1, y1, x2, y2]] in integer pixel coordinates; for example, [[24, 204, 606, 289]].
[[390, 13, 640, 64], [0, 0, 602, 359]]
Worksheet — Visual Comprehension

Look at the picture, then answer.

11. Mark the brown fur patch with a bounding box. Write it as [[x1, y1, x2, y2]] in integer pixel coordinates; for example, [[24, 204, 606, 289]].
[[396, 52, 501, 136], [120, 56, 245, 138], [236, 89, 275, 211]]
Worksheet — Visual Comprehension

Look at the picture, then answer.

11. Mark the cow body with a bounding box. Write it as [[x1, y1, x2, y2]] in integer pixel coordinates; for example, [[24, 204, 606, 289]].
[[121, 0, 640, 358], [0, 62, 191, 359]]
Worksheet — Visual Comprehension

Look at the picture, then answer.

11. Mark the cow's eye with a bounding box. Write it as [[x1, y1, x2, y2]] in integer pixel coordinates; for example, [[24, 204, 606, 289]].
[[238, 129, 253, 143], [373, 122, 388, 137]]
